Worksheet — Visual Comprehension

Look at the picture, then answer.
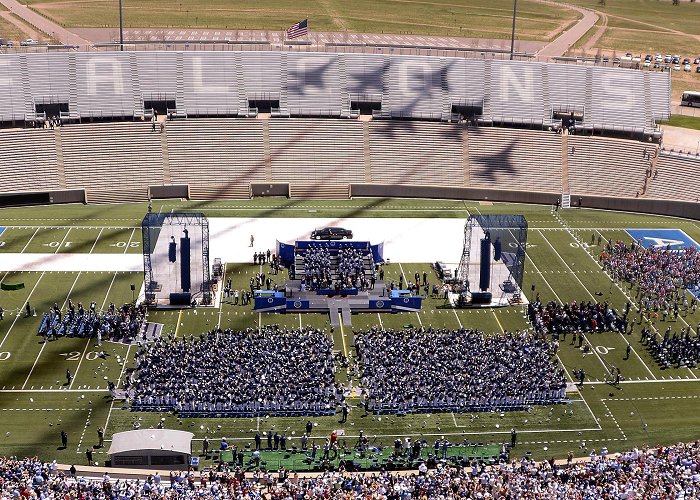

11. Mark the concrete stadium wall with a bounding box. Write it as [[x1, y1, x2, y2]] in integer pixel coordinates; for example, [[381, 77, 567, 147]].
[[572, 194, 700, 220], [351, 184, 700, 221], [351, 184, 560, 205]]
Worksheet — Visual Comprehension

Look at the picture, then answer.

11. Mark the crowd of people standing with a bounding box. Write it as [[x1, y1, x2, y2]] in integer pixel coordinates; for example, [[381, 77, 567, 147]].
[[4, 440, 700, 498], [527, 299, 627, 336], [600, 239, 700, 309], [36, 300, 145, 342]]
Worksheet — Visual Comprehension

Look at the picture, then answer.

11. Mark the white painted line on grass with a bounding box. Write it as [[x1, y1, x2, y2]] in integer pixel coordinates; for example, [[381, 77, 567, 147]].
[[22, 271, 81, 389], [20, 227, 40, 253], [88, 227, 104, 254], [0, 271, 45, 350]]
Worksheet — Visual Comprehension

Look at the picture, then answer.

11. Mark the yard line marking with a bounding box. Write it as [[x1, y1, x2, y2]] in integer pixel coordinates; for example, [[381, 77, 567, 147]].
[[492, 310, 504, 333], [451, 309, 463, 328], [103, 402, 116, 438], [22, 272, 82, 389], [76, 408, 93, 453], [216, 264, 227, 330], [20, 227, 40, 253], [596, 225, 698, 380], [71, 244, 120, 389], [100, 273, 119, 311], [539, 229, 658, 380], [554, 353, 602, 430], [600, 399, 627, 440], [377, 313, 384, 329], [69, 337, 93, 390], [397, 262, 419, 325], [560, 229, 659, 380], [338, 316, 348, 357], [536, 229, 595, 301], [116, 344, 132, 388], [0, 271, 45, 350], [0, 389, 107, 393], [88, 227, 104, 254], [174, 310, 183, 337], [564, 226, 664, 380], [55, 228, 71, 254]]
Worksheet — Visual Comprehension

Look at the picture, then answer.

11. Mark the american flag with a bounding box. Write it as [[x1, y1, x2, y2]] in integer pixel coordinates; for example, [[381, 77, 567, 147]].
[[286, 19, 308, 39]]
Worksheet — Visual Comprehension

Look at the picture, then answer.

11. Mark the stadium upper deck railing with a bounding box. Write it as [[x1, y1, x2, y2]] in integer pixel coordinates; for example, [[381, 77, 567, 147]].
[[0, 41, 673, 70]]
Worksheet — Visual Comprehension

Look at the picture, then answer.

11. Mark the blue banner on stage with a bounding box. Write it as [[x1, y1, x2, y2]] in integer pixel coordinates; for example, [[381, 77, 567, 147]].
[[625, 229, 700, 251], [286, 299, 310, 310], [369, 299, 392, 310], [254, 291, 285, 311]]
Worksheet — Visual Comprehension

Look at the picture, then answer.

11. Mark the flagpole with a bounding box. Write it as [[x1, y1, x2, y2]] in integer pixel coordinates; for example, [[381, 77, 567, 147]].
[[509, 0, 517, 60]]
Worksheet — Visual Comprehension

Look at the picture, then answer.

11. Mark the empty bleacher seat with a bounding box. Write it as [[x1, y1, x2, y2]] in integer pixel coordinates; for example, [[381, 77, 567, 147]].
[[0, 129, 59, 193], [369, 121, 464, 186], [61, 122, 164, 193], [269, 119, 364, 184], [567, 136, 650, 198], [469, 127, 561, 193]]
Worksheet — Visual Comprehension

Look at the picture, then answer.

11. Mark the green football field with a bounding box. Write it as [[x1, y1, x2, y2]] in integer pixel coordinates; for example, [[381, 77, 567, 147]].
[[0, 198, 699, 469]]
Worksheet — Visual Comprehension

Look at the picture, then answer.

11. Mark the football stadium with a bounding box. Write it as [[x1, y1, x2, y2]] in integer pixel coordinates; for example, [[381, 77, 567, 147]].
[[1, 0, 700, 497]]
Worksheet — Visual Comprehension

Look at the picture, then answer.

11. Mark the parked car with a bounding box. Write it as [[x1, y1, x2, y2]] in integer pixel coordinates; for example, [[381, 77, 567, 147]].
[[602, 56, 609, 63], [310, 227, 353, 240], [694, 57, 700, 65], [655, 54, 663, 62], [664, 54, 672, 63], [682, 58, 690, 65], [20, 39, 37, 46], [684, 64, 692, 72], [643, 60, 651, 68], [696, 66, 700, 74], [673, 64, 681, 71]]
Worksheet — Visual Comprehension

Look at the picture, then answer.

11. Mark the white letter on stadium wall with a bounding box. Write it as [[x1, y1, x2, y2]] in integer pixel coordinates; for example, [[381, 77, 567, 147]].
[[191, 56, 230, 94], [0, 59, 11, 87], [499, 65, 534, 102], [86, 57, 124, 95]]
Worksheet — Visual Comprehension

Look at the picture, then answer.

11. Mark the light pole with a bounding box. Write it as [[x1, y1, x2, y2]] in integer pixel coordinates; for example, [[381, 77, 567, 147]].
[[509, 0, 517, 60], [118, 0, 124, 51]]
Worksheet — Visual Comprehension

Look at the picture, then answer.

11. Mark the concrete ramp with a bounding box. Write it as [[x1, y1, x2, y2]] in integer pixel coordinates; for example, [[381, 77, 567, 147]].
[[329, 308, 341, 327], [342, 307, 352, 327]]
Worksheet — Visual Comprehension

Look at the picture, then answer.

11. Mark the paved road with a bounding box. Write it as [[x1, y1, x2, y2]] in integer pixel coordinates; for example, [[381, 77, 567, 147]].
[[73, 27, 545, 54], [2, 0, 596, 59], [0, 0, 89, 46], [537, 2, 598, 57]]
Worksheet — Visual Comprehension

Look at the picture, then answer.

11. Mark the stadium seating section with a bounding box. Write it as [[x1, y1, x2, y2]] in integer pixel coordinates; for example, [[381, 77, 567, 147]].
[[2, 117, 698, 203], [0, 52, 668, 131], [0, 51, 694, 205]]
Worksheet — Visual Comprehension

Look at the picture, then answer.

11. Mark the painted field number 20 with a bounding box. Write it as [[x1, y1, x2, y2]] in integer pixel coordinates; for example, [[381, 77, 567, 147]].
[[61, 351, 101, 361], [110, 242, 140, 248]]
